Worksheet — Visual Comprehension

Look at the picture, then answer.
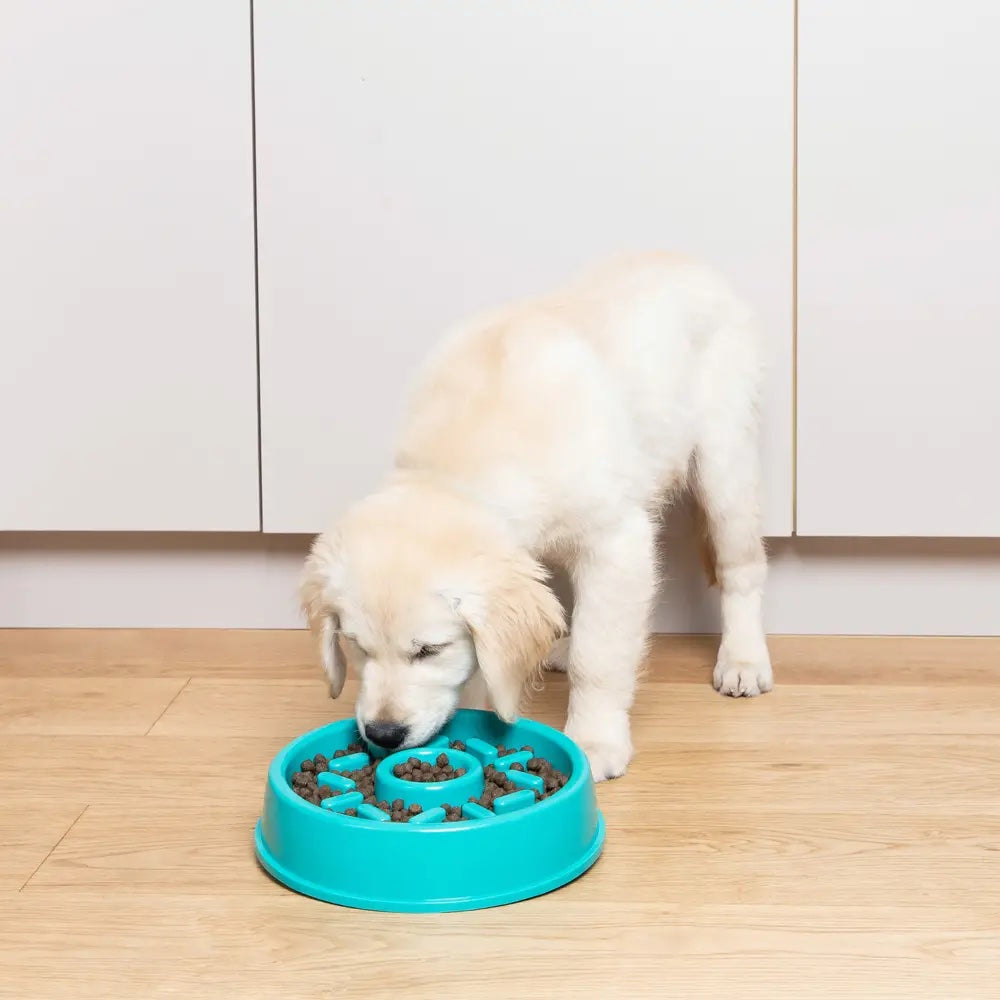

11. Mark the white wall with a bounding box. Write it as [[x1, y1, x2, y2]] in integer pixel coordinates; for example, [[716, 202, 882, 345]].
[[797, 0, 1000, 536], [3, 526, 998, 636], [254, 0, 793, 536], [0, 0, 259, 531]]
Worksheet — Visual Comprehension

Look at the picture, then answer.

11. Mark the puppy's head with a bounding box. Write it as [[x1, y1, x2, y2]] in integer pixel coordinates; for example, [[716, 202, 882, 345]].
[[300, 482, 564, 750]]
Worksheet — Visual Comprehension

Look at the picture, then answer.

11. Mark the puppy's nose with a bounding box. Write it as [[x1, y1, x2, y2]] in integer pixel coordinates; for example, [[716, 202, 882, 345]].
[[365, 720, 408, 750]]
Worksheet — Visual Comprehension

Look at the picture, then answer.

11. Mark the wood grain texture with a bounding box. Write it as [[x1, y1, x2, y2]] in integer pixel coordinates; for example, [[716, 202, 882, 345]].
[[1, 630, 999, 999], [0, 677, 186, 734]]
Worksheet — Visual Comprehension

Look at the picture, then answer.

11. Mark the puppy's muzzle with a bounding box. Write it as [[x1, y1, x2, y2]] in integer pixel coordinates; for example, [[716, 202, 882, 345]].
[[364, 720, 409, 750]]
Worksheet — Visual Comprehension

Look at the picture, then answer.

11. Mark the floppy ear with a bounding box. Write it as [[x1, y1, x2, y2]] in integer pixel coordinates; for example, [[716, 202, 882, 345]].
[[300, 534, 347, 699], [455, 553, 566, 722]]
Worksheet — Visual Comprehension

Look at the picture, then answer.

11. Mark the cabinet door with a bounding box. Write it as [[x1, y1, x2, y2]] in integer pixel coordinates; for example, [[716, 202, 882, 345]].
[[255, 0, 793, 534], [0, 1, 258, 531], [798, 0, 1000, 536]]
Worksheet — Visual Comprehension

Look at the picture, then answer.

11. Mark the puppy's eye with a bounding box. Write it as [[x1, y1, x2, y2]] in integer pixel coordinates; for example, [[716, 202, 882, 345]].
[[413, 643, 449, 661]]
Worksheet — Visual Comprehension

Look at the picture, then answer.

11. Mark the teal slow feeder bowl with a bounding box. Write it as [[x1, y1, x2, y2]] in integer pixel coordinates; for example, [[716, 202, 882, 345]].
[[254, 708, 605, 912]]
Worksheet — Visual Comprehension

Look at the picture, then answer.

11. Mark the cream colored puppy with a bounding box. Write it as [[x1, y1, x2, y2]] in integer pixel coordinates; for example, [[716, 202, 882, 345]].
[[301, 253, 772, 780]]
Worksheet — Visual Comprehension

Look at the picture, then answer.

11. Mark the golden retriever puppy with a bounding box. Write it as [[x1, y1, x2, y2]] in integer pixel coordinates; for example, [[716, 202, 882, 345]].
[[301, 252, 772, 780]]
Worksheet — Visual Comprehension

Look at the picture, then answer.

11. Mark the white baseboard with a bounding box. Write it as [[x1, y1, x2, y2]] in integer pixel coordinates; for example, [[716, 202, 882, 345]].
[[2, 525, 999, 635]]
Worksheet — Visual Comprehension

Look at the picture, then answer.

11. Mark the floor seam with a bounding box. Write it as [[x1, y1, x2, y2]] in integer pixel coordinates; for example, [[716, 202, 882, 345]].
[[19, 804, 89, 892], [144, 676, 192, 735]]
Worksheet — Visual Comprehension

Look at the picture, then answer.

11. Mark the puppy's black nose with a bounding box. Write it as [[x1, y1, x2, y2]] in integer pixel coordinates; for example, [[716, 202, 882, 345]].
[[365, 720, 408, 749]]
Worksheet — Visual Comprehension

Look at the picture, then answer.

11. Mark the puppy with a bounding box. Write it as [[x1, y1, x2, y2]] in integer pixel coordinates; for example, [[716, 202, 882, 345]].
[[301, 252, 773, 780]]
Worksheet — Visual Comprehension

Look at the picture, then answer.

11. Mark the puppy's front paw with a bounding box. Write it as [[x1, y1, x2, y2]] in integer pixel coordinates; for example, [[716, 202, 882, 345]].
[[713, 646, 774, 698], [565, 710, 633, 782]]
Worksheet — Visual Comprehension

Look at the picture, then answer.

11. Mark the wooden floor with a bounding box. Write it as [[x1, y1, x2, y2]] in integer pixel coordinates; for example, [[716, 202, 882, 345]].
[[1, 631, 998, 999]]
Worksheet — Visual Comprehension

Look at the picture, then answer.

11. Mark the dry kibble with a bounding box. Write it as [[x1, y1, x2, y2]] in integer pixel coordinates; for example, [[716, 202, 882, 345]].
[[292, 744, 568, 819]]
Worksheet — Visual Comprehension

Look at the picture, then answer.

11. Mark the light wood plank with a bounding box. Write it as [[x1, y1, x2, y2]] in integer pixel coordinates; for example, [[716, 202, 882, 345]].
[[4, 630, 998, 684], [0, 798, 86, 892], [0, 895, 996, 1000], [0, 735, 280, 803], [150, 674, 1000, 746], [28, 801, 1000, 910], [0, 678, 186, 735], [0, 628, 315, 678]]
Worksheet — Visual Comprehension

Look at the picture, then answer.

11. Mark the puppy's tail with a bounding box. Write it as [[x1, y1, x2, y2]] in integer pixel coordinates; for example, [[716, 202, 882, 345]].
[[691, 496, 718, 588]]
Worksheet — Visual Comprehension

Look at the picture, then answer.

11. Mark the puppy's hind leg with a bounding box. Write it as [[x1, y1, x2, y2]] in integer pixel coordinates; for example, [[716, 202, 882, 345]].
[[564, 509, 656, 781], [544, 635, 571, 672], [692, 341, 773, 697]]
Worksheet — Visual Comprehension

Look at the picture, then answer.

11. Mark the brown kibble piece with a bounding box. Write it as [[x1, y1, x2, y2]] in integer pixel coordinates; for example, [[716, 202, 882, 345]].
[[520, 745, 534, 754], [300, 759, 315, 773], [511, 762, 525, 772], [455, 767, 466, 777], [408, 803, 422, 815], [343, 808, 358, 817], [450, 740, 466, 751], [436, 753, 448, 767]]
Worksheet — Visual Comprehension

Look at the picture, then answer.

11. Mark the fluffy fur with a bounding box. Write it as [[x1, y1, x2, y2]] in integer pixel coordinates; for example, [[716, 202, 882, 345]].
[[302, 252, 773, 780]]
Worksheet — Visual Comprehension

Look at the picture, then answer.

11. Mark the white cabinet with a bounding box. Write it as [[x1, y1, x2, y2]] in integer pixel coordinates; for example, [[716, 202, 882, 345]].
[[254, 0, 794, 534], [0, 1, 259, 531], [797, 0, 1000, 536]]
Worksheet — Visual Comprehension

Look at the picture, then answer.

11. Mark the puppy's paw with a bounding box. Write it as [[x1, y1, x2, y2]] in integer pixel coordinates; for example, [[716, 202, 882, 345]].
[[544, 635, 570, 672], [565, 710, 633, 782], [577, 739, 633, 782], [713, 646, 774, 698]]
